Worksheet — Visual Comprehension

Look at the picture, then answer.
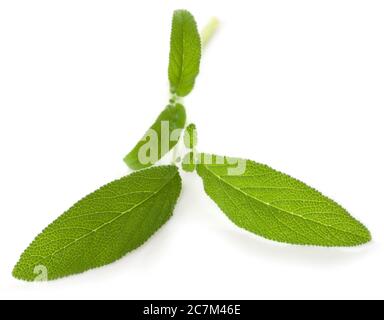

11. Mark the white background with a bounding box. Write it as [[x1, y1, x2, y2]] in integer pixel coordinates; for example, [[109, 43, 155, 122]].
[[1, 0, 383, 300]]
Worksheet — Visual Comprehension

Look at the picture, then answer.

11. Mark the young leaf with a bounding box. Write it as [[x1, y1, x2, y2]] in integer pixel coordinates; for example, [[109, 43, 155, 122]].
[[168, 10, 201, 97], [183, 123, 198, 149], [124, 104, 186, 170], [196, 154, 371, 247], [13, 166, 182, 281]]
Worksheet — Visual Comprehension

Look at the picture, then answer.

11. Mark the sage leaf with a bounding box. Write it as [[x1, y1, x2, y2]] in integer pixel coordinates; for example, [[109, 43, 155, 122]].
[[13, 165, 182, 281], [196, 154, 371, 247], [124, 104, 186, 170], [168, 10, 201, 97]]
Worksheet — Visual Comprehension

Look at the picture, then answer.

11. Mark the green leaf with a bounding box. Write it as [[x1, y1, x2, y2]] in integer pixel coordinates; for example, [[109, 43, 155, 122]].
[[196, 154, 371, 247], [13, 166, 182, 281], [183, 123, 198, 149], [168, 10, 201, 97], [124, 104, 186, 170]]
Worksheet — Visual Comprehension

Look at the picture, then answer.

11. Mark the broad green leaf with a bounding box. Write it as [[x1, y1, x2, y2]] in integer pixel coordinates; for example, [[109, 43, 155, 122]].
[[124, 104, 186, 170], [13, 166, 182, 281], [196, 154, 371, 247], [183, 123, 198, 149], [168, 10, 201, 97]]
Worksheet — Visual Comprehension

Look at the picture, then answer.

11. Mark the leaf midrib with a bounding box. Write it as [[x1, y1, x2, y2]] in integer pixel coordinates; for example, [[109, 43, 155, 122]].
[[202, 164, 366, 241], [175, 13, 186, 95], [37, 170, 178, 261]]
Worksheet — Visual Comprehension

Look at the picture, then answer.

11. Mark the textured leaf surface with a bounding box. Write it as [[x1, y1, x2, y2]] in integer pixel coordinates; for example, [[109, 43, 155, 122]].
[[124, 104, 186, 170], [197, 154, 371, 247], [168, 10, 201, 97], [13, 166, 182, 281]]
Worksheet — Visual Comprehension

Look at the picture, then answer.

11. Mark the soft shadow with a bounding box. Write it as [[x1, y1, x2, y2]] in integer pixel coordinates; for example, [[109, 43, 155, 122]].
[[220, 228, 374, 267]]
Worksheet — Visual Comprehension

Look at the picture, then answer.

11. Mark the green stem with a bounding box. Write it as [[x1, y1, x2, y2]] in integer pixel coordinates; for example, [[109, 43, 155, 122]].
[[201, 17, 220, 50]]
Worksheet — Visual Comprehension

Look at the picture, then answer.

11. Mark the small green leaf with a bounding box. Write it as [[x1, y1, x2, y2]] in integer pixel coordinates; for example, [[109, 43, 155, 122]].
[[13, 166, 182, 281], [168, 10, 201, 97], [196, 154, 371, 247], [183, 123, 198, 149], [182, 152, 196, 172], [124, 104, 186, 170]]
